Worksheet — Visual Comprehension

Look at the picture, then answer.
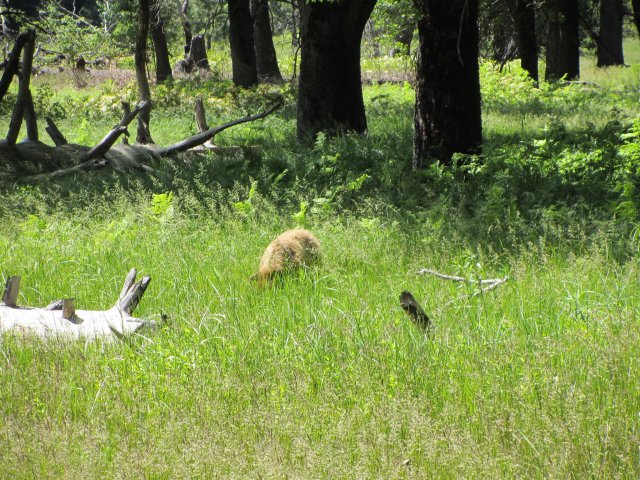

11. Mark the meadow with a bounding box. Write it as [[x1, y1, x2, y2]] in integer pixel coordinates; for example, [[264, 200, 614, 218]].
[[0, 40, 639, 478]]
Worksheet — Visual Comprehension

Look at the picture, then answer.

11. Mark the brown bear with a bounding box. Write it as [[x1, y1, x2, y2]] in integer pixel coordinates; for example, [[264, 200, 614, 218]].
[[253, 229, 321, 287]]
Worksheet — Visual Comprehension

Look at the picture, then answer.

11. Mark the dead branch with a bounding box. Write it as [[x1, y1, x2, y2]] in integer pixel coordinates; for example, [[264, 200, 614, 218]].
[[0, 31, 28, 101], [416, 268, 505, 285], [0, 268, 155, 340], [45, 117, 67, 146], [157, 102, 282, 157], [6, 29, 35, 145], [84, 101, 148, 161]]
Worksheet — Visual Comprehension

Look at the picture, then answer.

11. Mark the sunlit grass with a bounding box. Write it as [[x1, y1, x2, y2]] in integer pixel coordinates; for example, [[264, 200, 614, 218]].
[[0, 196, 639, 477]]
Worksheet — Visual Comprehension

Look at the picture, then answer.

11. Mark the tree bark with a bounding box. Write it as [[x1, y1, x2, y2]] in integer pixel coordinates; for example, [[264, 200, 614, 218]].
[[632, 0, 640, 38], [251, 0, 284, 83], [177, 0, 193, 56], [189, 34, 210, 70], [229, 0, 258, 87], [150, 0, 173, 82], [596, 0, 624, 67], [135, 0, 154, 144], [544, 0, 580, 82], [296, 0, 377, 140], [412, 0, 482, 168], [514, 0, 538, 83]]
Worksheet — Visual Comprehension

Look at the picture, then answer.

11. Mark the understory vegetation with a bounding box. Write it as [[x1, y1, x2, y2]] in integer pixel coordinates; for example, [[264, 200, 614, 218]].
[[0, 47, 639, 477]]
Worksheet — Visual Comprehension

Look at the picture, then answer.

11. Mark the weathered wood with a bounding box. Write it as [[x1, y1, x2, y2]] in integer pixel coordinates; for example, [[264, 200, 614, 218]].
[[85, 101, 147, 161], [24, 89, 38, 141], [45, 117, 67, 146], [2, 276, 21, 308], [158, 102, 281, 157], [0, 270, 154, 340], [399, 290, 431, 330], [0, 31, 28, 101], [62, 298, 77, 321], [7, 29, 35, 145]]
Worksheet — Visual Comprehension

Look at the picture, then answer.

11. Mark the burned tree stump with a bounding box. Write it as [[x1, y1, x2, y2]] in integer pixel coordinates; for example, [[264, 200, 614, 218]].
[[399, 290, 431, 330], [0, 269, 155, 340]]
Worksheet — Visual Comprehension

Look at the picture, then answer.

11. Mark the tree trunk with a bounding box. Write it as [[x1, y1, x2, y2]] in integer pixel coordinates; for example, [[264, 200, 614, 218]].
[[412, 0, 482, 168], [251, 0, 283, 83], [596, 0, 624, 67], [189, 34, 210, 69], [229, 0, 258, 87], [177, 0, 193, 56], [544, 0, 580, 82], [514, 0, 538, 83], [150, 0, 173, 82], [632, 0, 640, 37], [296, 0, 377, 140], [135, 0, 154, 144]]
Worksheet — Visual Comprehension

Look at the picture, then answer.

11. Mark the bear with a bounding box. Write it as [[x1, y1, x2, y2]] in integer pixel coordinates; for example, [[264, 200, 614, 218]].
[[253, 229, 321, 287]]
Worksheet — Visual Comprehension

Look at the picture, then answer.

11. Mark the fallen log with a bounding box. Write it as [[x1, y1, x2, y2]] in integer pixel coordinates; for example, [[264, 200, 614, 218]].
[[1, 29, 282, 180], [0, 268, 155, 340]]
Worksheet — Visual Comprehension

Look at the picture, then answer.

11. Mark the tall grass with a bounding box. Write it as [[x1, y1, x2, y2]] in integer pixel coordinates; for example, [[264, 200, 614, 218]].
[[0, 38, 639, 478], [0, 193, 639, 478]]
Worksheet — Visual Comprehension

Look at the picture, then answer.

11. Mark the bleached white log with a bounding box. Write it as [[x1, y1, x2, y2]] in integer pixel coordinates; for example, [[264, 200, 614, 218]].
[[0, 269, 154, 340]]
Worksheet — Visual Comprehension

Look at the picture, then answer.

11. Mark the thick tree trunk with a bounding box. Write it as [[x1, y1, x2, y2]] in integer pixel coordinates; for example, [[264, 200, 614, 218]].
[[229, 0, 258, 87], [514, 0, 538, 83], [544, 0, 580, 81], [135, 0, 154, 144], [150, 0, 173, 83], [189, 34, 210, 69], [412, 0, 482, 167], [297, 0, 377, 140], [251, 0, 283, 83], [596, 0, 624, 67], [632, 0, 640, 37]]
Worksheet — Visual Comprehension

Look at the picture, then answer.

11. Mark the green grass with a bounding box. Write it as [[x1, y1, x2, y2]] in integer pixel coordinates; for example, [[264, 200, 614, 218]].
[[0, 198, 638, 478], [1, 37, 640, 478]]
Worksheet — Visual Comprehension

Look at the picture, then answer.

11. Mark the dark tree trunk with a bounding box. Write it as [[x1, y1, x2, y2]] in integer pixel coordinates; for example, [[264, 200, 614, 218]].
[[150, 0, 172, 83], [632, 0, 640, 37], [189, 34, 210, 69], [229, 0, 258, 87], [296, 0, 377, 140], [178, 0, 193, 56], [390, 25, 413, 56], [514, 0, 538, 83], [412, 0, 482, 167], [251, 0, 283, 83], [135, 0, 153, 144], [596, 0, 624, 67], [492, 6, 518, 65], [544, 0, 580, 82]]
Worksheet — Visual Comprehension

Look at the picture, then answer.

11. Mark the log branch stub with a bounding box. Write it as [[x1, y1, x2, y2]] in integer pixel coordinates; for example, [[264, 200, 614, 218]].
[[194, 97, 209, 131], [119, 268, 138, 301], [85, 101, 147, 161], [45, 117, 67, 146], [2, 276, 21, 307], [117, 273, 151, 315], [24, 89, 38, 141], [62, 298, 81, 323], [399, 290, 431, 330]]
